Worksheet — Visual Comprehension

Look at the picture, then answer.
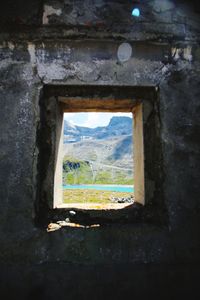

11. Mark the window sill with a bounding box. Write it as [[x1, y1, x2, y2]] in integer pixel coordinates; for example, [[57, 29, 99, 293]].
[[55, 202, 133, 210]]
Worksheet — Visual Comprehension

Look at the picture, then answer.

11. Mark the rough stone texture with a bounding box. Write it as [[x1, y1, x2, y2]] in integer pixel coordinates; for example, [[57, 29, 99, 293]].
[[0, 0, 200, 299]]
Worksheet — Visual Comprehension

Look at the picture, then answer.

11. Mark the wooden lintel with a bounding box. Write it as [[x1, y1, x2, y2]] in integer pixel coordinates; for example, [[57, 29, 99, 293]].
[[59, 97, 137, 112]]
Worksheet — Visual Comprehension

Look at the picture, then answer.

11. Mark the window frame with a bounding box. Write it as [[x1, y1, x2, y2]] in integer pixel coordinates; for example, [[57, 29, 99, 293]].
[[54, 98, 144, 209], [36, 85, 165, 226]]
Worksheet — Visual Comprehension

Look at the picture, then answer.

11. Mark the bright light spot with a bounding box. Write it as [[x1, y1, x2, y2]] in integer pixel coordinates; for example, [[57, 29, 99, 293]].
[[132, 8, 140, 17]]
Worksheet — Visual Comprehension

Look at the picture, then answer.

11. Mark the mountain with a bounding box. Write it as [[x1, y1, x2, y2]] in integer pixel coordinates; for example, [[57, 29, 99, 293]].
[[108, 135, 133, 161], [64, 116, 133, 141], [63, 116, 134, 185], [63, 116, 133, 167]]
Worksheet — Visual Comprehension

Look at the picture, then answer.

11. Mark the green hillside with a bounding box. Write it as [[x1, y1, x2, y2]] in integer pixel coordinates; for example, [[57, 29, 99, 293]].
[[63, 155, 133, 185]]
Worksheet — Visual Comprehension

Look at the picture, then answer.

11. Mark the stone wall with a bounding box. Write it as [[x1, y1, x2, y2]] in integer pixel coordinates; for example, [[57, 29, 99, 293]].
[[0, 1, 200, 299]]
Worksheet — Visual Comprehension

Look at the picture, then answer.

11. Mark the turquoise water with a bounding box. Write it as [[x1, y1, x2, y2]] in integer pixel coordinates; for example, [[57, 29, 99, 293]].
[[63, 184, 134, 193]]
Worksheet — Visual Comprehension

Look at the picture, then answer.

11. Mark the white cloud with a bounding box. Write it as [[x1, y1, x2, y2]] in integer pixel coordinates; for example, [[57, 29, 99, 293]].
[[82, 113, 103, 128], [64, 113, 76, 120]]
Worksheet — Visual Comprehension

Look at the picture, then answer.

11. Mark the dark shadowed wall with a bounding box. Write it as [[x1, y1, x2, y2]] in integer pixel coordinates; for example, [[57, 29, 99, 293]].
[[0, 1, 200, 299]]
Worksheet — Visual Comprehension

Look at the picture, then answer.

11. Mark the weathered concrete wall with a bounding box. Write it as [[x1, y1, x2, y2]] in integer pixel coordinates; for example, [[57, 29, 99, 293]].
[[0, 0, 200, 298]]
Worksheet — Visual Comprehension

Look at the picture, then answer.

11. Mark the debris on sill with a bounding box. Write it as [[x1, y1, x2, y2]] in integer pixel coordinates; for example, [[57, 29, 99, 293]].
[[47, 221, 100, 232], [47, 223, 61, 232], [69, 210, 76, 216], [110, 195, 134, 204]]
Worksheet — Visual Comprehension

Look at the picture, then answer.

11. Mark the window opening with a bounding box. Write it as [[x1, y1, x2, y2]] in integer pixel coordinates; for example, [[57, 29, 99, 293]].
[[53, 98, 144, 209], [62, 112, 134, 209]]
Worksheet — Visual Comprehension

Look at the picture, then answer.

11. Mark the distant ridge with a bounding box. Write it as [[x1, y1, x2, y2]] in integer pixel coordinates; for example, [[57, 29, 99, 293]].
[[63, 116, 134, 185], [64, 116, 132, 140]]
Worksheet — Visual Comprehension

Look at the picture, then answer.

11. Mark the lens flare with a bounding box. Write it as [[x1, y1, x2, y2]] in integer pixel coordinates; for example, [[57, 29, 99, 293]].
[[132, 8, 140, 17]]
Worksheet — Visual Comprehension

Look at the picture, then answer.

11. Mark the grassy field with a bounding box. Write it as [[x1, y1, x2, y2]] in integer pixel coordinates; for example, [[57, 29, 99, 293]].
[[63, 189, 133, 204], [63, 155, 133, 186]]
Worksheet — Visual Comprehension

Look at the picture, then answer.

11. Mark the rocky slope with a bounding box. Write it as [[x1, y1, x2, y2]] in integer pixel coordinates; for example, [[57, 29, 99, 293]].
[[63, 116, 134, 185], [64, 116, 133, 140]]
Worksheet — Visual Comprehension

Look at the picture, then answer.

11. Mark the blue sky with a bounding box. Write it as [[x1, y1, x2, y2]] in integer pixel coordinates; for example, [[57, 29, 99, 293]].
[[64, 112, 132, 128]]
